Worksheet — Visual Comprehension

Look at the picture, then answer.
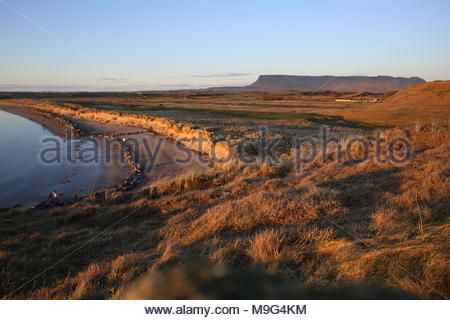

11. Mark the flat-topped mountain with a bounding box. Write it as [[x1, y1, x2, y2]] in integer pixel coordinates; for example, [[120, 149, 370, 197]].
[[241, 75, 425, 93]]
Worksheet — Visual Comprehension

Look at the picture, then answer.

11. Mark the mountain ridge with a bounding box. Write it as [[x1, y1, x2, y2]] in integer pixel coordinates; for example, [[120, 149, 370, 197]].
[[212, 75, 426, 93]]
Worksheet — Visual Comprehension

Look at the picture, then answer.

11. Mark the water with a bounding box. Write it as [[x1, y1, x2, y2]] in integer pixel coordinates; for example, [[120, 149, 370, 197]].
[[0, 110, 105, 206]]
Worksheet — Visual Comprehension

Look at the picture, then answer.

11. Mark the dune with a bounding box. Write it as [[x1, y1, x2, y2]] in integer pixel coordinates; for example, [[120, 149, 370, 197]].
[[341, 80, 450, 126]]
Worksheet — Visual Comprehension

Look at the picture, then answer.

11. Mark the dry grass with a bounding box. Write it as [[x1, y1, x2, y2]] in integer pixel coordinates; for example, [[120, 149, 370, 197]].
[[341, 81, 450, 126], [0, 123, 448, 299], [1, 85, 449, 298], [247, 229, 286, 266]]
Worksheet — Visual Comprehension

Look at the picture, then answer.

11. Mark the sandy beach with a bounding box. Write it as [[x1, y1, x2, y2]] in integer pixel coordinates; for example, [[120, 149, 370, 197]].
[[56, 107, 210, 179]]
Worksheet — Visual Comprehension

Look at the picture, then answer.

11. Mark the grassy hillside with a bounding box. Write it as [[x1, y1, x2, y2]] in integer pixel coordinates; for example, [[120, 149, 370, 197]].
[[342, 81, 450, 126]]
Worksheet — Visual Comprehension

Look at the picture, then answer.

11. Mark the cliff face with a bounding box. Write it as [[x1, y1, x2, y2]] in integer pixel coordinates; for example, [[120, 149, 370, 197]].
[[246, 75, 425, 93]]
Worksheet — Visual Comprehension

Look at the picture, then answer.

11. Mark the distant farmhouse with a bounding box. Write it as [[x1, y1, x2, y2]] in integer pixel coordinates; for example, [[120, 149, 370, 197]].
[[336, 98, 380, 103]]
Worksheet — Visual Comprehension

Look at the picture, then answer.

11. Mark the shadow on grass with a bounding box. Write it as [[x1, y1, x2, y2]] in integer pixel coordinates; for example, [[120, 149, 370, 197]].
[[146, 105, 388, 130], [60, 101, 388, 130]]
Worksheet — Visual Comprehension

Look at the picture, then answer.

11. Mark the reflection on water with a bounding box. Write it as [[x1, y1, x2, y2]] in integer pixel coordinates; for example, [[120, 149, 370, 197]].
[[0, 110, 104, 206]]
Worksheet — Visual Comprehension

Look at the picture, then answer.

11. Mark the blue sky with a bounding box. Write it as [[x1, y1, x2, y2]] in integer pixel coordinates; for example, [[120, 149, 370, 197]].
[[1, 0, 449, 91]]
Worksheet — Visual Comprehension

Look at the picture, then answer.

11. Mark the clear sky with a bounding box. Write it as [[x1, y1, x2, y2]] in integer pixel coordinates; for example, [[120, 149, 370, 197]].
[[1, 0, 449, 91]]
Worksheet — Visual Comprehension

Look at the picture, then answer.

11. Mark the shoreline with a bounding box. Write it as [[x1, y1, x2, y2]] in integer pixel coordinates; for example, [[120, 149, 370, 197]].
[[0, 104, 209, 209], [0, 106, 135, 209], [0, 105, 70, 137], [0, 100, 232, 160]]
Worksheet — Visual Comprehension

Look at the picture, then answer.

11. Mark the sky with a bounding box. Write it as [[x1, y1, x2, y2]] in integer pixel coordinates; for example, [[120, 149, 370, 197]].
[[1, 0, 449, 91]]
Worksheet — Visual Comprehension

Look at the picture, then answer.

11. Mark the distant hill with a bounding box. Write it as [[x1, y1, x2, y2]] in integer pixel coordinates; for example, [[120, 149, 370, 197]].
[[342, 80, 450, 126], [242, 75, 425, 93]]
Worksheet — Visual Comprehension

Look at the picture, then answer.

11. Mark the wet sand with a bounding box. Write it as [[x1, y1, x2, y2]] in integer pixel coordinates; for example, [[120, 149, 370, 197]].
[[61, 113, 210, 182]]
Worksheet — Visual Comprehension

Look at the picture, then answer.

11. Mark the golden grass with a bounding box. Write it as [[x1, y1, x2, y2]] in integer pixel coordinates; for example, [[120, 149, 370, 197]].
[[341, 81, 450, 126], [1, 86, 449, 298], [0, 123, 448, 299]]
